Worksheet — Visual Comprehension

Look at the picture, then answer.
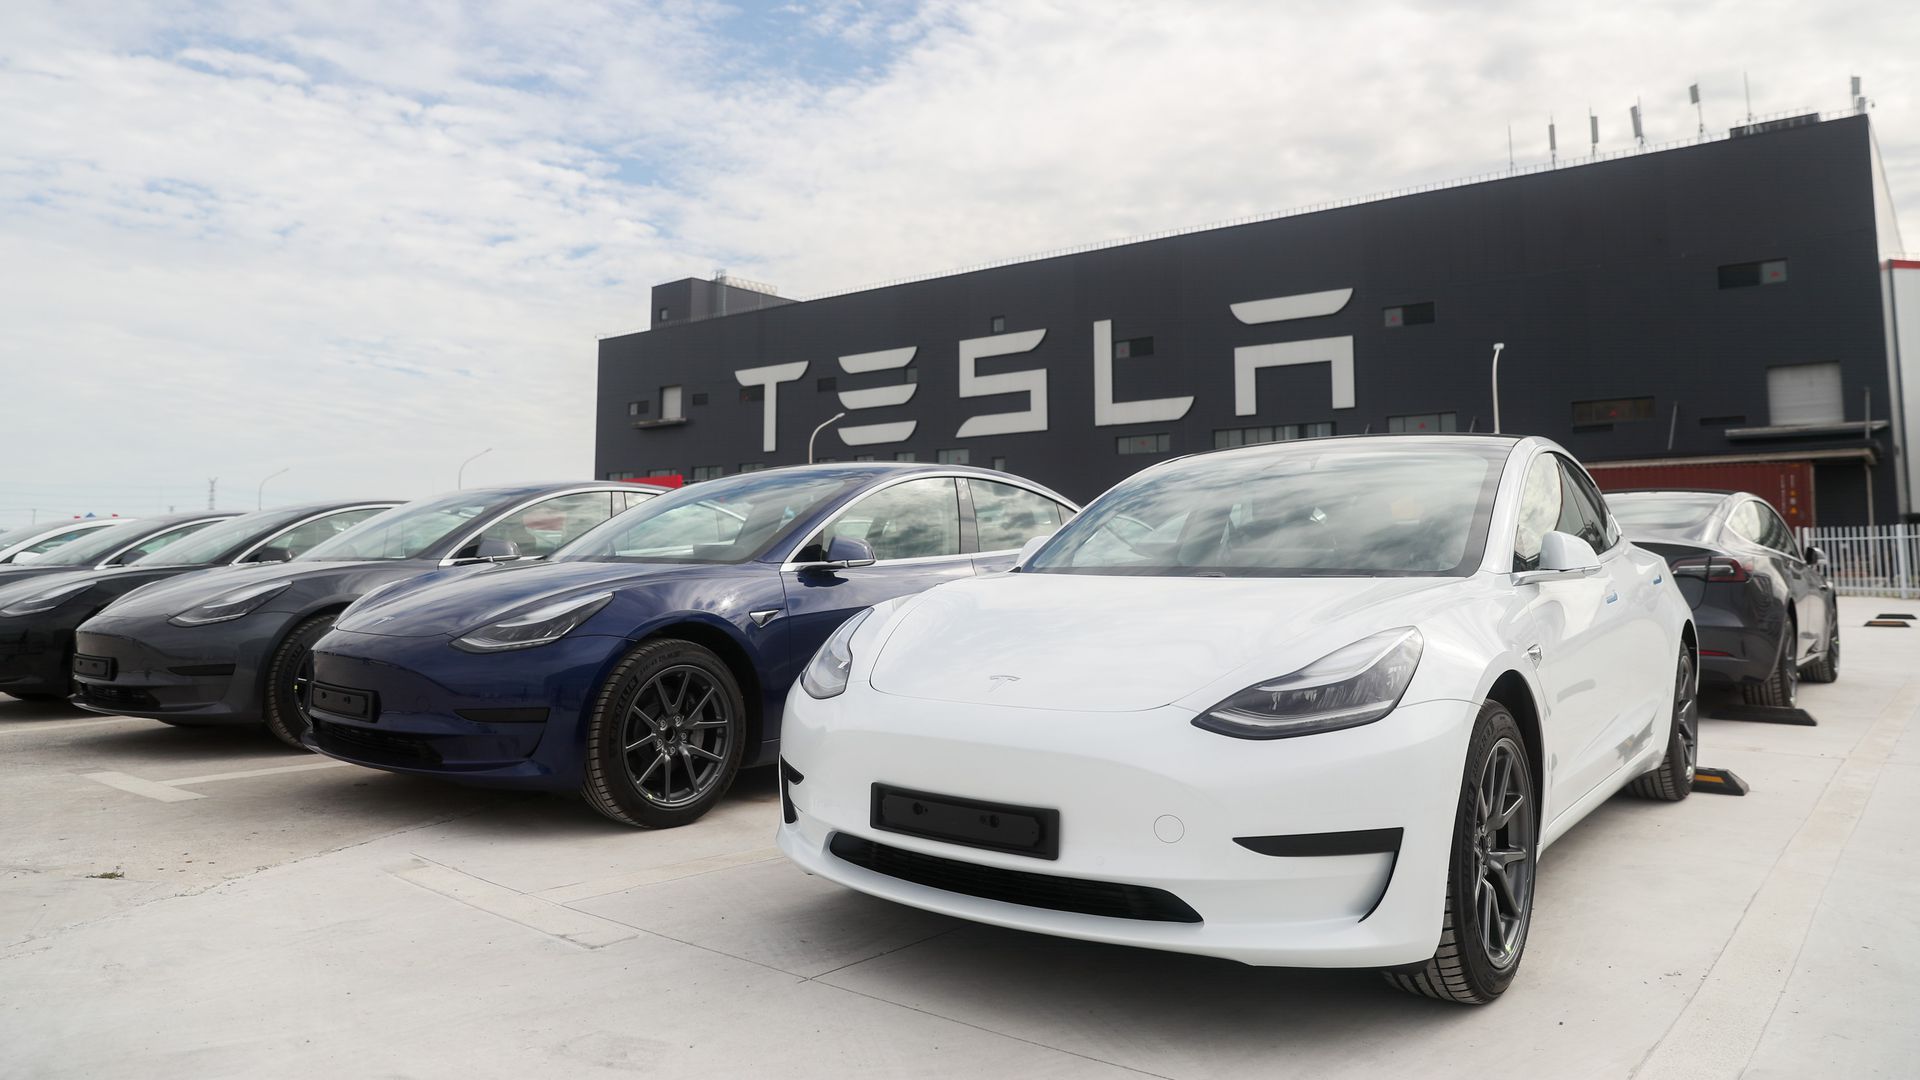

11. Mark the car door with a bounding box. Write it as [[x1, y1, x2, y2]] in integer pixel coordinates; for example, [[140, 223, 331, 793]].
[[962, 477, 1074, 573], [1509, 452, 1621, 826], [1753, 499, 1825, 662], [779, 476, 977, 674]]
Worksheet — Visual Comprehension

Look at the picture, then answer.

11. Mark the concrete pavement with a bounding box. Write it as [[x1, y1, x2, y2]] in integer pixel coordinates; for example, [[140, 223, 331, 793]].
[[2, 595, 1915, 1078]]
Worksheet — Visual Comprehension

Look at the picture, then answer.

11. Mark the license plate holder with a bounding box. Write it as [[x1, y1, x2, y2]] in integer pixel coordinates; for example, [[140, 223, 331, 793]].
[[870, 784, 1059, 860], [71, 654, 115, 679], [311, 682, 376, 722]]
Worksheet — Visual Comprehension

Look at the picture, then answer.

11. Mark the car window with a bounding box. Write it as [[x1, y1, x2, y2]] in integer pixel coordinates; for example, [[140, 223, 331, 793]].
[[255, 508, 389, 561], [818, 478, 961, 561], [617, 489, 657, 513], [114, 521, 219, 565], [459, 492, 621, 560], [1755, 503, 1800, 558], [1727, 501, 1764, 544], [563, 473, 850, 564], [968, 479, 1067, 552], [1555, 457, 1615, 552], [1512, 455, 1563, 572]]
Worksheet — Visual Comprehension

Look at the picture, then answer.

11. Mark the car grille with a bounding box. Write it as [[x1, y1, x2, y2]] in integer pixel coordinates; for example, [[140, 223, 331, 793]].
[[828, 833, 1202, 924], [311, 719, 441, 766], [74, 684, 159, 710]]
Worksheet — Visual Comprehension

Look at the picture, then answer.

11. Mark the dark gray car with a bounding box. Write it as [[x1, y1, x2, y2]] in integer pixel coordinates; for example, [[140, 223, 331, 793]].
[[71, 483, 663, 747], [1608, 489, 1838, 706]]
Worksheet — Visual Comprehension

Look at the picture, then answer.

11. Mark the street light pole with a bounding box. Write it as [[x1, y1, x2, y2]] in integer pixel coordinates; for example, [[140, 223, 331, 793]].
[[458, 448, 493, 489], [808, 413, 846, 464], [257, 468, 289, 510], [1489, 343, 1507, 435]]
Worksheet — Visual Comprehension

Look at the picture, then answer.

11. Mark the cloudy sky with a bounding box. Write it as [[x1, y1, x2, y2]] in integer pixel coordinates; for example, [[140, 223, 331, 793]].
[[0, 0, 1913, 527]]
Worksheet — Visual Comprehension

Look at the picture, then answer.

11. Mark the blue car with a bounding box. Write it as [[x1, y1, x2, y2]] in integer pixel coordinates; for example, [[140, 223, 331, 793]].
[[306, 464, 1078, 827]]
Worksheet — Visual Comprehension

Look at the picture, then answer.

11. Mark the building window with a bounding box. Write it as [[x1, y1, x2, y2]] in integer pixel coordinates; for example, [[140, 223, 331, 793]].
[[1571, 398, 1654, 425], [646, 469, 678, 478], [1383, 302, 1436, 327], [657, 307, 670, 321], [690, 392, 708, 407], [1116, 433, 1171, 455], [937, 449, 970, 465], [606, 470, 644, 481], [991, 456, 1007, 471], [903, 367, 919, 384], [817, 376, 837, 392], [1113, 336, 1154, 359], [1766, 362, 1843, 425], [990, 315, 1006, 334], [740, 385, 764, 403], [1387, 412, 1457, 433], [1213, 423, 1332, 449], [660, 385, 684, 420], [894, 451, 918, 462], [1699, 414, 1746, 426], [854, 455, 877, 462], [738, 463, 767, 473], [690, 466, 724, 482], [1719, 259, 1788, 288], [628, 400, 649, 417]]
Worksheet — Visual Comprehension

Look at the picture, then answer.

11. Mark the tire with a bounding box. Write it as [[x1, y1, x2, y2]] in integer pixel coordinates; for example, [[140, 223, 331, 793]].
[[1741, 618, 1798, 707], [1626, 646, 1697, 801], [1384, 702, 1537, 1004], [1802, 616, 1839, 684], [261, 614, 336, 751], [580, 638, 746, 829]]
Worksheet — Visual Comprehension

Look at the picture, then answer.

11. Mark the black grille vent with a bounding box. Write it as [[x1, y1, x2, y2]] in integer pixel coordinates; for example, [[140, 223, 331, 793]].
[[311, 720, 441, 765], [75, 684, 158, 710], [828, 834, 1201, 924]]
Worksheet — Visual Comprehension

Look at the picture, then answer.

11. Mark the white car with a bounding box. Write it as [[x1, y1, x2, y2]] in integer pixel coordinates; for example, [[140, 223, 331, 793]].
[[0, 518, 134, 565], [777, 434, 1698, 1004]]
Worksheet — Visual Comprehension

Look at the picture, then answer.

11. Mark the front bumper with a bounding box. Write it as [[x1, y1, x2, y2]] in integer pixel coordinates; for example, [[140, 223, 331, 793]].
[[70, 614, 291, 723], [301, 628, 620, 789], [777, 688, 1478, 969], [0, 621, 69, 695]]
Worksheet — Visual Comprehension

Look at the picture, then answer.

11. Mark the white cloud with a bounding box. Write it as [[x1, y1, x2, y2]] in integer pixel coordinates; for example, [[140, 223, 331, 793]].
[[0, 0, 1913, 525]]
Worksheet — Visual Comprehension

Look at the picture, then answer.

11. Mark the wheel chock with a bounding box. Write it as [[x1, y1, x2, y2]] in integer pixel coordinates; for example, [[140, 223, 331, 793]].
[[1865, 619, 1911, 628], [1692, 768, 1749, 796], [1874, 613, 1916, 620], [1705, 705, 1817, 726]]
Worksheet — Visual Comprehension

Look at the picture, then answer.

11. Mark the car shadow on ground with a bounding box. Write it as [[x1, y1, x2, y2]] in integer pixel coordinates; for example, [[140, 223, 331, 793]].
[[60, 717, 309, 758], [0, 695, 90, 723]]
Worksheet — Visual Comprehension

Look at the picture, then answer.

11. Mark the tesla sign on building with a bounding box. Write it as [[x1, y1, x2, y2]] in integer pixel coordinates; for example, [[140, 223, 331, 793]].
[[598, 114, 1916, 525]]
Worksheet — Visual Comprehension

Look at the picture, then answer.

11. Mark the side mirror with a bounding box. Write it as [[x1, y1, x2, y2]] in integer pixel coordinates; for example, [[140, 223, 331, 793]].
[[1014, 533, 1052, 569], [1805, 545, 1826, 566], [1514, 531, 1604, 586], [474, 538, 522, 562], [249, 546, 296, 563], [797, 535, 876, 573]]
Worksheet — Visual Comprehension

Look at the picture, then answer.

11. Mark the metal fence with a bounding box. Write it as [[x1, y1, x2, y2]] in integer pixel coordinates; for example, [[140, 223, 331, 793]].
[[1800, 526, 1920, 598]]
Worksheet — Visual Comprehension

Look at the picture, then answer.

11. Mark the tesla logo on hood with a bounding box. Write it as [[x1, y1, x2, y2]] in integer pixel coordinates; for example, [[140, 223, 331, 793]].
[[985, 674, 1021, 693]]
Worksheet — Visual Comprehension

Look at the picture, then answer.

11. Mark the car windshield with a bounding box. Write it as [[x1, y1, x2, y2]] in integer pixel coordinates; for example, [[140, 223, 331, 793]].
[[1027, 442, 1505, 577], [299, 492, 492, 562], [1607, 494, 1724, 538], [0, 524, 54, 548], [137, 510, 302, 566], [558, 472, 853, 564], [31, 520, 152, 566]]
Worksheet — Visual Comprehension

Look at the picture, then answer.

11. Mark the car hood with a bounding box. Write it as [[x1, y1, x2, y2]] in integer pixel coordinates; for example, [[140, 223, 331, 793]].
[[0, 566, 135, 606], [94, 559, 435, 619], [867, 572, 1461, 712], [335, 558, 715, 638]]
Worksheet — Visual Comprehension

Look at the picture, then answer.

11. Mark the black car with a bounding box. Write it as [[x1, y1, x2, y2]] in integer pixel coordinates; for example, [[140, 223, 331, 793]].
[[0, 502, 394, 703], [71, 483, 661, 747], [0, 511, 236, 587], [1608, 489, 1838, 706]]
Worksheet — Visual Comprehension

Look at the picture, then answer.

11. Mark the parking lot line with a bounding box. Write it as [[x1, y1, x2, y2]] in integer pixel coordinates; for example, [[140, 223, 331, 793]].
[[82, 771, 206, 803], [391, 858, 641, 949], [0, 716, 148, 736], [534, 847, 785, 904], [161, 760, 352, 787]]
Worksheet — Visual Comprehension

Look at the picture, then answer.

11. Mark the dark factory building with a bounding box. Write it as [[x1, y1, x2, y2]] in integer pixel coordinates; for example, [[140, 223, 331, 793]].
[[597, 113, 1916, 526]]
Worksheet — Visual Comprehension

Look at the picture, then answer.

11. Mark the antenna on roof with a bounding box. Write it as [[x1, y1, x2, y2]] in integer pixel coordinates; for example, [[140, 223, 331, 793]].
[[1743, 71, 1754, 124], [1689, 82, 1704, 134], [1852, 75, 1868, 114], [1588, 109, 1599, 158], [1548, 116, 1557, 166], [1631, 100, 1645, 149], [1507, 124, 1515, 173]]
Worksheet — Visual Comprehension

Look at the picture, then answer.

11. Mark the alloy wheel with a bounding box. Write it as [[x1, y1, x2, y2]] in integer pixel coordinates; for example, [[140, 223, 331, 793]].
[[1675, 653, 1698, 781], [617, 664, 733, 809], [1471, 737, 1534, 970]]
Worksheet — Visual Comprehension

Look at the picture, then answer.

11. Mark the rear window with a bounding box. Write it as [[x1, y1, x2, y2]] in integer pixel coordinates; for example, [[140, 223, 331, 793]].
[[1607, 494, 1724, 538]]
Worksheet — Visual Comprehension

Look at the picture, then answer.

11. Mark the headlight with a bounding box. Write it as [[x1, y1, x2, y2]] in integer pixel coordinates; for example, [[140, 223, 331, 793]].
[[168, 581, 292, 627], [452, 592, 613, 653], [800, 607, 874, 699], [0, 579, 94, 617], [1195, 627, 1423, 740]]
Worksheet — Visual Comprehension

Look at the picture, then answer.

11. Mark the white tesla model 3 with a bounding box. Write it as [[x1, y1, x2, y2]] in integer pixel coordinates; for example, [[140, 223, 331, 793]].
[[777, 434, 1698, 1003]]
